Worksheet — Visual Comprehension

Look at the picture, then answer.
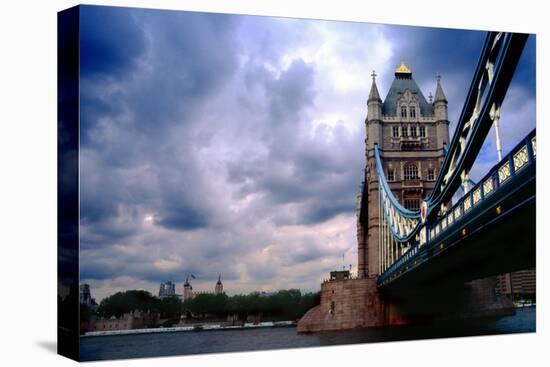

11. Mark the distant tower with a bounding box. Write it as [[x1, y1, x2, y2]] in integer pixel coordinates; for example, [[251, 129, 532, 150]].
[[158, 280, 176, 299], [215, 274, 224, 295], [79, 284, 93, 305], [183, 277, 194, 301], [357, 62, 449, 278]]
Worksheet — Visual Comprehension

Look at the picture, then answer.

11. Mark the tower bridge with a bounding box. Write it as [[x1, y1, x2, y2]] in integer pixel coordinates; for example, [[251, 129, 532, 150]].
[[298, 32, 534, 333]]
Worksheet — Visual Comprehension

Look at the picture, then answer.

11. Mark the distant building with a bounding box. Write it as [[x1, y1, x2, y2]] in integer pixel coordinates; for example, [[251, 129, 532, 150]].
[[158, 281, 176, 299], [183, 277, 194, 301], [79, 284, 97, 306], [90, 310, 159, 331], [496, 269, 536, 299], [183, 274, 225, 301]]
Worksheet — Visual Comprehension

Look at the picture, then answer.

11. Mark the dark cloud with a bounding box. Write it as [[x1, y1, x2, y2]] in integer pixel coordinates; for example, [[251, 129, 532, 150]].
[[80, 7, 242, 238], [80, 6, 146, 78], [268, 59, 316, 125]]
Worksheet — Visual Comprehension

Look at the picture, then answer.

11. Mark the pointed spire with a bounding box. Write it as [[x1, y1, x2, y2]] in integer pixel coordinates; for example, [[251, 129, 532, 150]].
[[217, 273, 222, 285], [434, 73, 447, 103], [368, 70, 381, 103]]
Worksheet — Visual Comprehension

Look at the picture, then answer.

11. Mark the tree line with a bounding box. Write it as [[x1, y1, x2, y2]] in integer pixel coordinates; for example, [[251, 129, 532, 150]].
[[82, 288, 320, 325]]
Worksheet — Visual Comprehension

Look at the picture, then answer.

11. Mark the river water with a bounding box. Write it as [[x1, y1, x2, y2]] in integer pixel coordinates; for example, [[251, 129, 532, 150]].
[[80, 307, 535, 361]]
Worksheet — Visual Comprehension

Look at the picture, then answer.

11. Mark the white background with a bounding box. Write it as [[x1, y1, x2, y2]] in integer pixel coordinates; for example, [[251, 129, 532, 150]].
[[0, 0, 547, 365]]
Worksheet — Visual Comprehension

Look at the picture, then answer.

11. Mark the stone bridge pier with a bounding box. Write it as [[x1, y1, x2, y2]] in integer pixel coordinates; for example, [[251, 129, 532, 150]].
[[297, 276, 513, 333]]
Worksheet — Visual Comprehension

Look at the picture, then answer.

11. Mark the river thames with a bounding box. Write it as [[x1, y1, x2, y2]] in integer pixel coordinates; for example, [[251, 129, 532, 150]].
[[80, 307, 535, 361]]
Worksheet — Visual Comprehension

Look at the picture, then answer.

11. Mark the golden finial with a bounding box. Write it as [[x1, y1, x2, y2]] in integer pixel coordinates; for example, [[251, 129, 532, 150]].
[[395, 61, 412, 74]]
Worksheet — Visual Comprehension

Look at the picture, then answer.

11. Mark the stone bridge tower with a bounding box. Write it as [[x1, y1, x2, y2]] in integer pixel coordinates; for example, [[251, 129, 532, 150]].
[[357, 63, 450, 278], [298, 64, 510, 333]]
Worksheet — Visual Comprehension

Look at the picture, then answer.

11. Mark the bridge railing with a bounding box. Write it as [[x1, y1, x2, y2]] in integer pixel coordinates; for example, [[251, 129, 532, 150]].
[[378, 129, 536, 284], [426, 129, 535, 246]]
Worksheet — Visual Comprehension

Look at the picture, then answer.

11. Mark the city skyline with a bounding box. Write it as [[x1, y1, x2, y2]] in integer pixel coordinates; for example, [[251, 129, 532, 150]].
[[79, 6, 536, 302]]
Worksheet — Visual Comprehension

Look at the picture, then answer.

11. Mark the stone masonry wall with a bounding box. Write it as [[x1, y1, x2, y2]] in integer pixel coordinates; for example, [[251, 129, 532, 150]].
[[297, 277, 407, 333]]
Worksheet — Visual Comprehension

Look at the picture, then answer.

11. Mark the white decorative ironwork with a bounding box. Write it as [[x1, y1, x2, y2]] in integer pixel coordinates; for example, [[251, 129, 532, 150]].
[[483, 178, 494, 196], [464, 197, 472, 212], [473, 188, 482, 205], [438, 33, 504, 197], [532, 136, 536, 157], [419, 227, 427, 246], [513, 146, 529, 171], [454, 206, 462, 220], [498, 162, 511, 183]]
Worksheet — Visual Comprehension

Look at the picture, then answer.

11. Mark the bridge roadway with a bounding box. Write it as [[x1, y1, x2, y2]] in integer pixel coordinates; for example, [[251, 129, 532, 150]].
[[378, 130, 536, 297]]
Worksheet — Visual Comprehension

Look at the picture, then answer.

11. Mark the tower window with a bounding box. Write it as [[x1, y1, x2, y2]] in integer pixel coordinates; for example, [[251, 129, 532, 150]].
[[428, 168, 435, 181], [410, 106, 416, 118], [411, 126, 417, 137], [392, 126, 400, 137], [404, 164, 419, 180], [419, 126, 426, 137], [387, 169, 395, 181], [401, 106, 407, 118], [402, 125, 408, 137]]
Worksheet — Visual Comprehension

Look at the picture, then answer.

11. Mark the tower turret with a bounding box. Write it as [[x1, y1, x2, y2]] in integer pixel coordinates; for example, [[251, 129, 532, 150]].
[[434, 73, 448, 120], [433, 74, 450, 147], [366, 70, 383, 156], [367, 70, 382, 121], [183, 277, 194, 301], [215, 274, 224, 295]]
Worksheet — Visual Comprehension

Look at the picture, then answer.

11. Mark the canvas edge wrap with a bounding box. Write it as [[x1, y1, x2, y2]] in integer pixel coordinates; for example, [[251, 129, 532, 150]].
[[57, 5, 80, 361]]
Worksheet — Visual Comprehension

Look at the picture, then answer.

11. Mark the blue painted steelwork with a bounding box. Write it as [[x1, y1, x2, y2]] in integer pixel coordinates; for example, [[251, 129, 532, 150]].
[[378, 129, 536, 285], [374, 144, 421, 242], [423, 32, 528, 220]]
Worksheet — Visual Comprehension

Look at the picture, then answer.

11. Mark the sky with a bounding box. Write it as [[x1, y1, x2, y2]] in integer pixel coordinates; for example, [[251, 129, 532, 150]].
[[78, 5, 536, 302]]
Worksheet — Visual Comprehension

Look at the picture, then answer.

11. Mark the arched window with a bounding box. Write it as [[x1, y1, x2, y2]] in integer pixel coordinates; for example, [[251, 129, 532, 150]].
[[392, 126, 400, 137], [419, 126, 426, 137], [387, 169, 395, 181], [401, 105, 407, 118], [404, 164, 419, 180], [411, 126, 417, 137], [410, 106, 416, 118], [402, 125, 408, 137]]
